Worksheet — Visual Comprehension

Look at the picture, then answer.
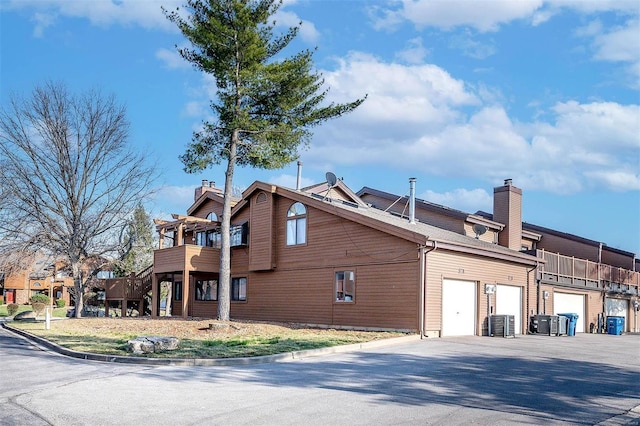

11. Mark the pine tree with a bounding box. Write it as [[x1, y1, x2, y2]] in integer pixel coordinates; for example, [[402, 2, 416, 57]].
[[164, 0, 365, 320]]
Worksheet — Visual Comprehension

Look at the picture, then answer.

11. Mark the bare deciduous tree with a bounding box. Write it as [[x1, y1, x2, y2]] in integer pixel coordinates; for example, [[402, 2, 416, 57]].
[[0, 81, 155, 316]]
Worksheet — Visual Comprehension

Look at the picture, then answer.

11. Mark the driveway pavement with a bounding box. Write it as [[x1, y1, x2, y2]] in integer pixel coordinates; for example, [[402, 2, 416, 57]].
[[1, 323, 638, 425]]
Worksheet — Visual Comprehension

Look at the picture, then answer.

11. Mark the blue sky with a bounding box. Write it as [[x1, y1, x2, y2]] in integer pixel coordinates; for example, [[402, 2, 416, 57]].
[[1, 0, 639, 255]]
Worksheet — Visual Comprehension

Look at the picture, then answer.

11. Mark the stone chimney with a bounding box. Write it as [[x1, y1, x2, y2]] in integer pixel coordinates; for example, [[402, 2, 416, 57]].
[[493, 179, 522, 251]]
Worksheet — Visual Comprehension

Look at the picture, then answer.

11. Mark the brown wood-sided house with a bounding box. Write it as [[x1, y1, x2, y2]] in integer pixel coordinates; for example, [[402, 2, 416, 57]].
[[152, 177, 606, 337], [358, 179, 640, 334], [1, 255, 115, 310], [2, 255, 74, 307]]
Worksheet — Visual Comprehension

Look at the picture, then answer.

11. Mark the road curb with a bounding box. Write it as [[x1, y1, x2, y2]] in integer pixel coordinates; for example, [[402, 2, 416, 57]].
[[1, 321, 421, 366]]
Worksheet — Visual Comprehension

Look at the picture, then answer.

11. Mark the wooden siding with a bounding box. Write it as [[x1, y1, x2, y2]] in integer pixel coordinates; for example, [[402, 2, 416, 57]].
[[229, 197, 421, 330], [191, 198, 223, 219], [601, 248, 636, 270], [425, 249, 532, 337], [537, 232, 600, 263], [248, 191, 275, 271], [3, 269, 28, 289], [463, 222, 496, 244], [154, 245, 219, 274]]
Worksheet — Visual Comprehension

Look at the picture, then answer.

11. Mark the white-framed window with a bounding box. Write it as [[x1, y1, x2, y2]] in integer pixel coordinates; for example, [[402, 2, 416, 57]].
[[335, 271, 355, 302], [232, 277, 247, 301], [207, 211, 217, 221], [286, 202, 307, 245], [195, 279, 218, 301]]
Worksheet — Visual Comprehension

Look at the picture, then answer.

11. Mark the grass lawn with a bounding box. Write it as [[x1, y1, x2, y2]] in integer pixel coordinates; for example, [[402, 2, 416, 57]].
[[5, 317, 408, 359]]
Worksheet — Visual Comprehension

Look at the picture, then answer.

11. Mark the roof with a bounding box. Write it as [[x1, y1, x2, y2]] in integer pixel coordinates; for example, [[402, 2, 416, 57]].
[[477, 211, 635, 258], [242, 181, 539, 266], [358, 186, 504, 230], [187, 188, 240, 217]]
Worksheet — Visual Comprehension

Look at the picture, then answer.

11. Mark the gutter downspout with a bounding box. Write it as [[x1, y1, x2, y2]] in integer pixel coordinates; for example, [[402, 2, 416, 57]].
[[527, 261, 539, 334], [419, 239, 437, 338]]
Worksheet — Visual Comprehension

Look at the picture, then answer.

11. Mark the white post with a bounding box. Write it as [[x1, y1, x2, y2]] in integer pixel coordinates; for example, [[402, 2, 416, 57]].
[[45, 306, 51, 330]]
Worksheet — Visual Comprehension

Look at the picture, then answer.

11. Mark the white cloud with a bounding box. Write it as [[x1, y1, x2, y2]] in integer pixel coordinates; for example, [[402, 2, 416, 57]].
[[374, 0, 638, 33], [31, 11, 56, 37], [155, 48, 190, 70], [274, 9, 320, 43], [584, 170, 640, 191], [4, 0, 182, 33], [448, 30, 497, 59], [573, 19, 640, 88], [148, 184, 195, 218], [269, 173, 315, 190], [376, 0, 544, 32], [592, 19, 640, 62], [396, 37, 428, 64], [420, 188, 492, 213], [302, 54, 639, 195]]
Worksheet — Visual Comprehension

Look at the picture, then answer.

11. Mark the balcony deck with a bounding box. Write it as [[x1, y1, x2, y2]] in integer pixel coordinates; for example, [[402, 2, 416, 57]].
[[536, 249, 639, 296], [153, 244, 220, 274]]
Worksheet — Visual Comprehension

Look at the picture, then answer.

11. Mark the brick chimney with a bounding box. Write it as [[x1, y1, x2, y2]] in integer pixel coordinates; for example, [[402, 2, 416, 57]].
[[493, 179, 523, 251], [194, 180, 221, 201]]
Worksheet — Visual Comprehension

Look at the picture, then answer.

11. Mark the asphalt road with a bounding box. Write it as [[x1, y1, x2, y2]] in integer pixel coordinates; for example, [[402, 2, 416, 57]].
[[1, 324, 639, 425]]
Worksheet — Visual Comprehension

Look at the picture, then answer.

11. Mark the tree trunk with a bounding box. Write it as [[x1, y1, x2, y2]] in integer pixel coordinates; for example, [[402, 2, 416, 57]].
[[73, 278, 84, 318], [217, 130, 238, 321], [165, 283, 172, 317]]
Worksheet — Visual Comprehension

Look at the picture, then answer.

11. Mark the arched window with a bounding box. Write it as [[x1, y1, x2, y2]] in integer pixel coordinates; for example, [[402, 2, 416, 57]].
[[286, 202, 307, 245], [206, 211, 217, 221]]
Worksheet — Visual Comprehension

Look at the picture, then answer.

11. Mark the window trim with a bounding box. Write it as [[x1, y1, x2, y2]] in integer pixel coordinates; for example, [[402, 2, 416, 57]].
[[286, 202, 307, 246]]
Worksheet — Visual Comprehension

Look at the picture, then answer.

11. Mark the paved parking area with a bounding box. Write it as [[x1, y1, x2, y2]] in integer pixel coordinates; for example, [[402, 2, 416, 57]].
[[1, 326, 639, 425]]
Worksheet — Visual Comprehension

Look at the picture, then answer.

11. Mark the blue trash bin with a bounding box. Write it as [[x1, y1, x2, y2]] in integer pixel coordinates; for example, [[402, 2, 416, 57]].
[[558, 313, 579, 336], [606, 316, 625, 335]]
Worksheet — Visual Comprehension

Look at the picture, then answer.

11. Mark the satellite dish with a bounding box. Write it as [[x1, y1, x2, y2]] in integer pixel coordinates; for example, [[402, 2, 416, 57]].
[[326, 172, 337, 187], [473, 224, 487, 239]]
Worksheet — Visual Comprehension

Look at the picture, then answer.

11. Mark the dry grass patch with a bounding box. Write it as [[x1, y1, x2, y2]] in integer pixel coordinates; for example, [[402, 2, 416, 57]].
[[8, 317, 407, 358]]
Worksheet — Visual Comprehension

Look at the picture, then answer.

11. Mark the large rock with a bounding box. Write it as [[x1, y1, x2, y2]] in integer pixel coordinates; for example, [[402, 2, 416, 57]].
[[13, 311, 38, 321], [127, 336, 179, 354]]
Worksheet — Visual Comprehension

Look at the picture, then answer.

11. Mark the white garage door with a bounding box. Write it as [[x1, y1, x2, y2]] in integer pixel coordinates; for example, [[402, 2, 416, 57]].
[[496, 284, 522, 334], [553, 292, 585, 333], [605, 298, 628, 332], [442, 279, 476, 336]]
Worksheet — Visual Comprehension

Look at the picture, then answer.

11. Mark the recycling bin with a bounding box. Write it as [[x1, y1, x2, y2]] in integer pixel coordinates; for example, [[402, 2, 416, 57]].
[[558, 313, 579, 336], [606, 316, 625, 335]]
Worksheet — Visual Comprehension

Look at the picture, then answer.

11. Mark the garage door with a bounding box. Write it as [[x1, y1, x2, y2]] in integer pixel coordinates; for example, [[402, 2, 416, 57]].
[[442, 279, 476, 336], [605, 298, 628, 332], [553, 292, 585, 333], [496, 284, 522, 334]]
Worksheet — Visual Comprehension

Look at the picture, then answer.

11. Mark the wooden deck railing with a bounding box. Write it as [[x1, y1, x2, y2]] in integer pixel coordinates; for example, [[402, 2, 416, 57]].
[[104, 265, 153, 300], [537, 249, 639, 295]]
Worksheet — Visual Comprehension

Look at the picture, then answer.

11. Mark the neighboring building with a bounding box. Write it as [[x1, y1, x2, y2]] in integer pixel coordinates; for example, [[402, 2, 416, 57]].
[[358, 179, 639, 333], [151, 178, 552, 337], [1, 254, 114, 308], [1, 255, 74, 306]]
